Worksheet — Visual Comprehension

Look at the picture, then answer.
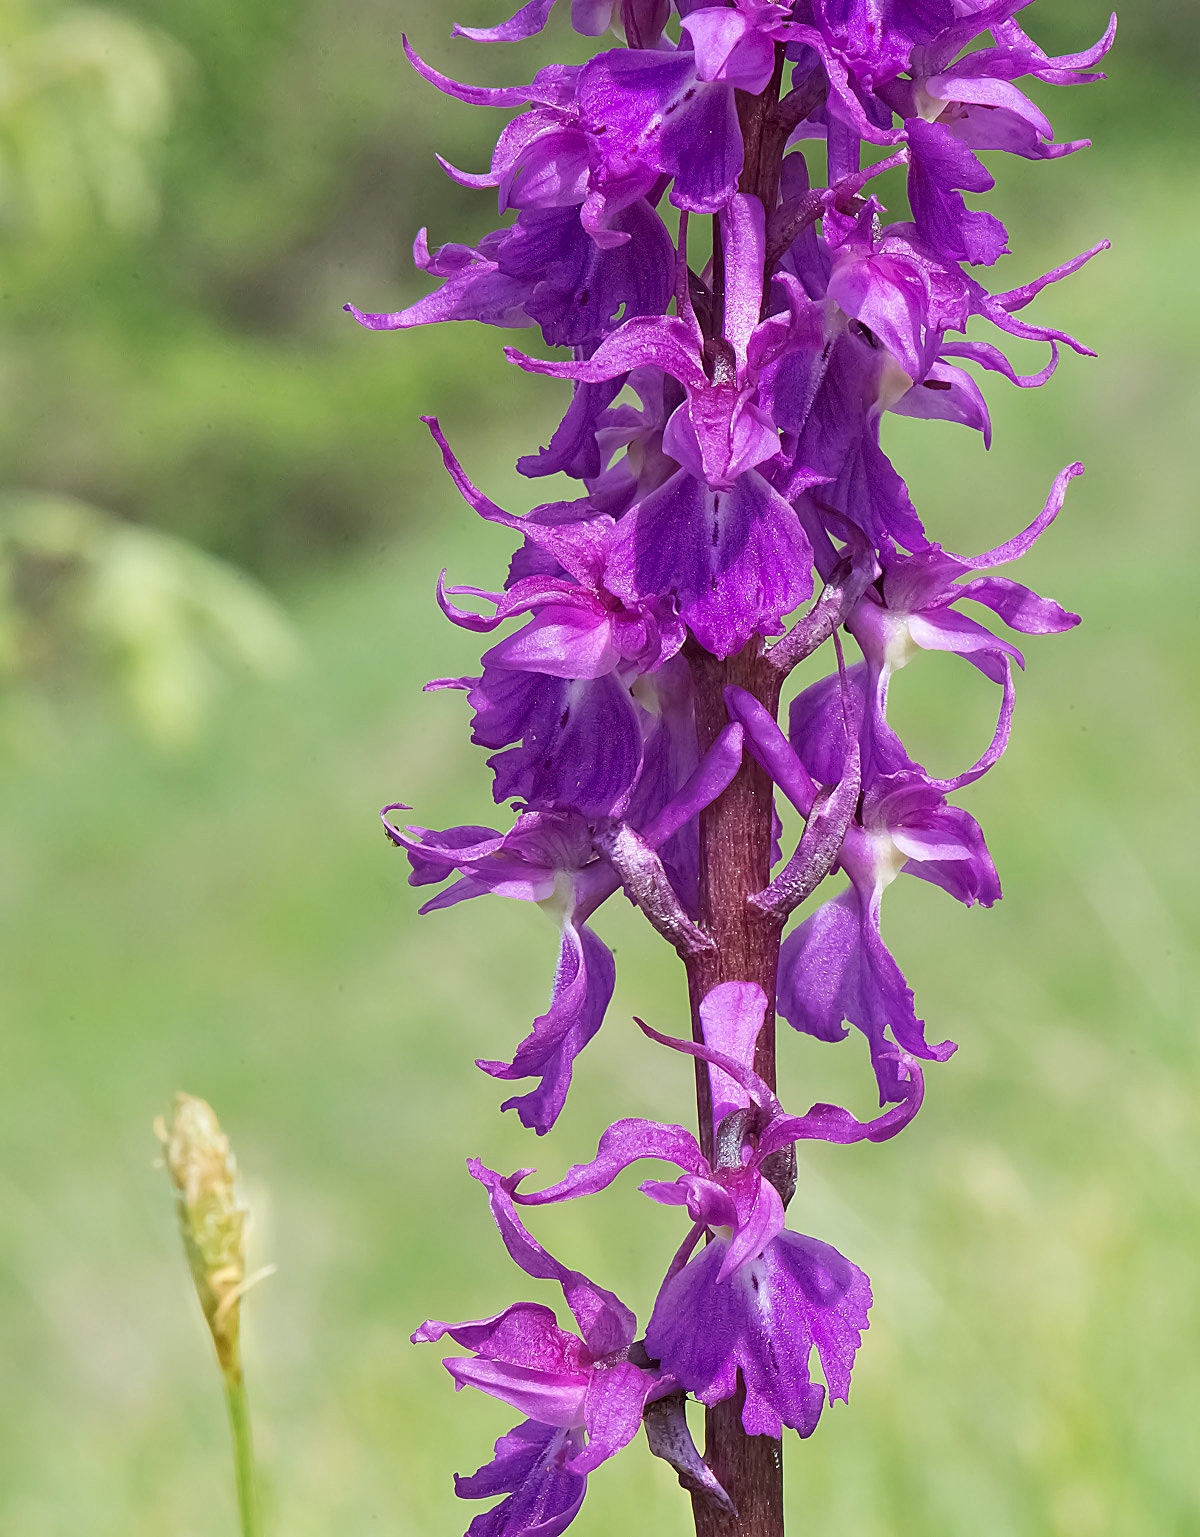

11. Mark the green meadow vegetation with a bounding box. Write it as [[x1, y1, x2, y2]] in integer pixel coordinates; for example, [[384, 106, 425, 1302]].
[[1, 1, 1197, 1534]]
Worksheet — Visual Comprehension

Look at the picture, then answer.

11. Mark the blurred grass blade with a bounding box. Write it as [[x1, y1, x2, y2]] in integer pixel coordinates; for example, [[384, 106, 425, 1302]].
[[157, 1093, 272, 1537]]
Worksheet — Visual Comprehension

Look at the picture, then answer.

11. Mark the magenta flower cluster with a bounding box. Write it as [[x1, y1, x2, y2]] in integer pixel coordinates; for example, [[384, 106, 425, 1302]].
[[352, 2, 1112, 1531]]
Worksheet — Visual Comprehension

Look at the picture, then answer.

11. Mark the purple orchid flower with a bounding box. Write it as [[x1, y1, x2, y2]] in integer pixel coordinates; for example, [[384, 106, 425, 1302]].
[[510, 195, 818, 655], [345, 200, 674, 350], [776, 205, 1103, 564], [773, 758, 986, 1104], [901, 7, 1116, 162], [891, 0, 1112, 267], [575, 2, 797, 228], [727, 663, 1009, 1101], [385, 808, 618, 1134], [846, 461, 1083, 691], [890, 8, 1114, 265], [515, 983, 922, 1436], [385, 722, 746, 1131], [821, 204, 1102, 390], [421, 417, 675, 818], [415, 1160, 664, 1535]]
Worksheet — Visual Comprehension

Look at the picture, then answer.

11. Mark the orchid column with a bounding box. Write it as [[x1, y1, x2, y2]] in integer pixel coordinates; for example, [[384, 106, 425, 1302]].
[[349, 4, 1113, 1534]]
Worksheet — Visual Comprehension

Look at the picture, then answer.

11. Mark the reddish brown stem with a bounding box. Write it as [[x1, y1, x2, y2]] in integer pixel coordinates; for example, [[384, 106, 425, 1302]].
[[684, 642, 785, 1537], [681, 50, 794, 1537]]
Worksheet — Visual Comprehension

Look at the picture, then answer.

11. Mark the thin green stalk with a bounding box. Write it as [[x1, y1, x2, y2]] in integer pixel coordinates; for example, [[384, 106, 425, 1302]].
[[224, 1370, 262, 1537]]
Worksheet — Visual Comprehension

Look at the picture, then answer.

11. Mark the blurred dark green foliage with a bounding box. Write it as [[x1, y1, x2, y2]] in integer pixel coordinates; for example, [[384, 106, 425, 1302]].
[[0, 0, 1188, 576]]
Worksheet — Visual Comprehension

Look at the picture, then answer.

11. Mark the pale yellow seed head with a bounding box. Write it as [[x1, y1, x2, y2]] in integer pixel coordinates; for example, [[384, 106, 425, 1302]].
[[156, 1093, 249, 1378]]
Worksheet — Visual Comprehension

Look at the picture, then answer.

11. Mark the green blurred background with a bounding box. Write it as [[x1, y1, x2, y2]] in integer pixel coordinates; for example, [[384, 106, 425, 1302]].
[[1, 0, 1197, 1533]]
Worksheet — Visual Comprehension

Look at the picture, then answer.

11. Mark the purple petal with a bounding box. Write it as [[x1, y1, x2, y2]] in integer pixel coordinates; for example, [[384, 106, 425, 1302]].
[[503, 201, 676, 351], [899, 805, 1001, 907], [514, 1117, 708, 1205], [391, 821, 505, 887], [788, 663, 870, 787], [956, 575, 1079, 635], [414, 1301, 585, 1374], [699, 981, 768, 1127], [344, 243, 535, 333], [770, 1230, 871, 1406], [905, 116, 1009, 268], [718, 1173, 787, 1282], [827, 246, 931, 384], [926, 657, 1015, 792], [570, 1359, 652, 1474], [725, 686, 819, 816], [403, 38, 578, 111], [905, 605, 1026, 668], [485, 606, 621, 681], [518, 379, 626, 481], [940, 337, 1060, 390], [480, 670, 643, 818], [501, 129, 593, 213], [640, 1172, 735, 1230], [423, 417, 614, 586], [925, 72, 1054, 141], [992, 244, 1109, 315], [634, 1017, 780, 1119], [507, 314, 705, 390], [445, 1357, 590, 1428], [777, 887, 956, 1103], [469, 1161, 637, 1358], [941, 461, 1083, 569], [578, 49, 744, 215], [453, 0, 558, 43], [606, 468, 813, 658], [638, 720, 745, 851], [786, 24, 903, 144], [793, 331, 929, 553], [478, 922, 617, 1134], [455, 1421, 587, 1537], [681, 8, 777, 94], [757, 1058, 926, 1155], [663, 384, 782, 487], [891, 362, 992, 446], [645, 1228, 871, 1439]]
